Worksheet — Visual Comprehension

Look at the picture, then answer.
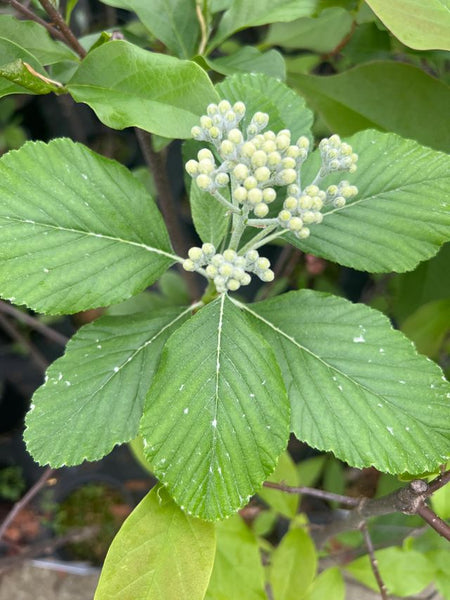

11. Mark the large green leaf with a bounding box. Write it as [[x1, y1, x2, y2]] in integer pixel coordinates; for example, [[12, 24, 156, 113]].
[[101, 0, 199, 58], [24, 306, 191, 466], [290, 62, 450, 152], [67, 40, 219, 138], [292, 129, 450, 272], [95, 485, 215, 600], [0, 138, 174, 314], [236, 290, 450, 474], [0, 15, 77, 64], [140, 293, 290, 520], [216, 73, 313, 142], [205, 515, 266, 600], [209, 0, 317, 50], [265, 8, 353, 53], [365, 0, 450, 50], [270, 528, 317, 600]]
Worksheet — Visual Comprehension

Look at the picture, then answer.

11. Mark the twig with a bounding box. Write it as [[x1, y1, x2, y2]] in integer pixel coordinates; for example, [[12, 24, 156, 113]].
[[360, 522, 389, 600], [416, 503, 450, 542], [134, 128, 201, 300], [38, 0, 86, 58], [0, 300, 68, 346], [0, 313, 48, 371], [425, 468, 450, 495], [263, 481, 359, 507], [1, 0, 67, 43], [0, 467, 54, 542]]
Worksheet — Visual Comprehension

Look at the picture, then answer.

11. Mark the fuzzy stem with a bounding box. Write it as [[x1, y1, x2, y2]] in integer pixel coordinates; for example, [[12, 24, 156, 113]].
[[212, 190, 241, 214]]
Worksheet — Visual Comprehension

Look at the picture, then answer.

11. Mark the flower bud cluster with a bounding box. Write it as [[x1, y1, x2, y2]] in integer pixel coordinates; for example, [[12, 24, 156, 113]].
[[187, 101, 311, 219], [319, 134, 358, 175], [277, 183, 327, 239], [182, 243, 274, 293], [185, 148, 230, 194], [325, 180, 358, 209]]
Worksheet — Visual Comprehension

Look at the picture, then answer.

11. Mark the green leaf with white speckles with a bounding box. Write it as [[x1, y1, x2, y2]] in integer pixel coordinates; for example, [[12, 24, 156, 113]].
[[237, 290, 450, 475], [0, 138, 174, 314], [140, 294, 290, 520], [24, 306, 191, 467], [290, 129, 450, 272]]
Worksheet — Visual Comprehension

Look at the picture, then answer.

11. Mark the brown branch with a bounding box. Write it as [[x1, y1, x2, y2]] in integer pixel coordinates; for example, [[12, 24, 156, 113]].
[[263, 481, 360, 507], [425, 468, 450, 495], [134, 128, 201, 300], [0, 313, 48, 371], [38, 0, 86, 58], [0, 467, 54, 542], [416, 503, 450, 542], [0, 300, 68, 346], [1, 0, 68, 43], [360, 522, 389, 600]]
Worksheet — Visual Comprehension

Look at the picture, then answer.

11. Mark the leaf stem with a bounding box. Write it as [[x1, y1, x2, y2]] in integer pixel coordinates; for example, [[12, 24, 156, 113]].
[[38, 0, 87, 58]]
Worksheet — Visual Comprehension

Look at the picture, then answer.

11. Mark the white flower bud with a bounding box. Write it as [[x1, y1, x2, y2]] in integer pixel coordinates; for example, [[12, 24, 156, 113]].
[[277, 169, 296, 185], [183, 258, 196, 271], [191, 126, 203, 139], [288, 184, 300, 196], [220, 140, 235, 156], [198, 159, 215, 174], [228, 128, 243, 144], [256, 257, 270, 270], [334, 196, 346, 208], [241, 273, 251, 285], [263, 188, 276, 203], [305, 185, 319, 196], [235, 256, 246, 268], [284, 196, 298, 211], [297, 227, 310, 239], [214, 276, 226, 291], [224, 110, 236, 123], [314, 212, 323, 223], [340, 143, 352, 155], [227, 278, 240, 291], [219, 263, 234, 277], [185, 160, 199, 176], [188, 246, 203, 261], [251, 150, 268, 168], [267, 152, 282, 167], [329, 159, 340, 171], [281, 157, 296, 170], [327, 185, 338, 197], [215, 172, 229, 186], [296, 136, 310, 149], [262, 140, 276, 154], [278, 209, 292, 223], [211, 254, 224, 266], [234, 186, 248, 203], [223, 249, 237, 262], [329, 134, 341, 146], [202, 243, 215, 256], [288, 217, 303, 231], [233, 101, 246, 116], [311, 197, 323, 211], [263, 131, 276, 141], [245, 250, 259, 263], [232, 267, 245, 280], [196, 174, 212, 190], [241, 141, 256, 157], [254, 166, 271, 183], [233, 163, 249, 181], [244, 176, 258, 190], [298, 195, 313, 209], [247, 188, 263, 205], [286, 145, 301, 159], [218, 100, 232, 114], [205, 264, 217, 277], [276, 133, 290, 151], [247, 124, 259, 137], [209, 126, 221, 139], [200, 116, 213, 129], [254, 203, 269, 218], [260, 270, 274, 282], [253, 112, 269, 127], [207, 103, 218, 116], [302, 210, 316, 224]]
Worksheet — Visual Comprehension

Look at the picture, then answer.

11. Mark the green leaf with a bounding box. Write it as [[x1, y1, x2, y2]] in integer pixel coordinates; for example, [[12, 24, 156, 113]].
[[67, 40, 219, 138], [94, 485, 215, 600], [190, 182, 230, 247], [216, 72, 313, 142], [346, 546, 435, 596], [265, 8, 353, 53], [292, 129, 450, 272], [102, 0, 199, 58], [236, 290, 450, 474], [24, 306, 191, 467], [290, 62, 450, 152], [297, 455, 326, 487], [205, 515, 266, 600], [0, 59, 66, 95], [430, 477, 450, 519], [0, 38, 47, 99], [258, 451, 300, 518], [365, 0, 450, 50], [209, 0, 317, 50], [206, 46, 286, 80], [303, 567, 345, 600], [140, 294, 290, 520], [401, 300, 450, 359], [0, 15, 77, 64], [270, 528, 317, 600], [0, 138, 174, 314]]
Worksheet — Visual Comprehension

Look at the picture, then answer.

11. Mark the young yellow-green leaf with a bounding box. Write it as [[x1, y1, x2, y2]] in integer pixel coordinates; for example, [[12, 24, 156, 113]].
[[236, 290, 450, 475], [0, 38, 47, 99], [293, 129, 450, 272], [0, 59, 66, 95], [346, 546, 435, 596], [205, 515, 266, 600], [95, 485, 215, 600], [0, 138, 174, 314], [270, 528, 317, 600], [140, 294, 290, 520], [24, 307, 191, 467], [258, 451, 300, 519], [291, 62, 450, 152], [365, 0, 450, 50], [209, 0, 317, 50], [303, 567, 345, 600], [67, 40, 219, 138], [101, 0, 199, 58], [0, 15, 77, 64], [216, 72, 313, 142]]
